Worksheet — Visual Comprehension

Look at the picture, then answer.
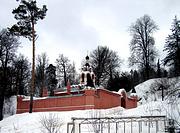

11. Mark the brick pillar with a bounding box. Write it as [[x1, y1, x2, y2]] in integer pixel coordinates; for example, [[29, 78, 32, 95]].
[[85, 89, 95, 109], [67, 80, 71, 94], [130, 95, 138, 108], [42, 88, 48, 97]]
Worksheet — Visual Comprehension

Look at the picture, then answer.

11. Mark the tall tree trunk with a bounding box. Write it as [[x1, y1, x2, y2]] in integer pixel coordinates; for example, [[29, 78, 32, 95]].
[[0, 68, 8, 120], [0, 76, 5, 120], [29, 21, 35, 113], [0, 62, 8, 120], [0, 95, 4, 121], [63, 65, 67, 86], [39, 69, 44, 97], [145, 64, 149, 80]]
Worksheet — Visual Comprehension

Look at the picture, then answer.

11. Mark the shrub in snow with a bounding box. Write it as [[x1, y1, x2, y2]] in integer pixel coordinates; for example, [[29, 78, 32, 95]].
[[39, 113, 64, 133], [3, 96, 17, 117]]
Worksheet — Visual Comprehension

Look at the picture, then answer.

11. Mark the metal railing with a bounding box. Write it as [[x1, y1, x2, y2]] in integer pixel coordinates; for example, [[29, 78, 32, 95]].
[[67, 115, 169, 133]]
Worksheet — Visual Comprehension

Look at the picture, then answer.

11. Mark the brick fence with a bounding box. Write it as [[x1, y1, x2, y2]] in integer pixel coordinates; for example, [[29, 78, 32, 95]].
[[17, 88, 137, 114]]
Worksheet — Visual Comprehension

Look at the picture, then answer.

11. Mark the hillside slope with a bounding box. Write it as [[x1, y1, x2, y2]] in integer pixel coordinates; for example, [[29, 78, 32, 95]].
[[135, 77, 180, 104], [0, 77, 179, 132]]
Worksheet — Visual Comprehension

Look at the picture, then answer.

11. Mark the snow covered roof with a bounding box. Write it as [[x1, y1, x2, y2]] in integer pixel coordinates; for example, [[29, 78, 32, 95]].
[[117, 88, 127, 95]]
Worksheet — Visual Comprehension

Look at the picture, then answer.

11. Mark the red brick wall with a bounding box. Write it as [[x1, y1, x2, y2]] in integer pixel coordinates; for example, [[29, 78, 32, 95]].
[[94, 89, 121, 109], [17, 89, 137, 114], [17, 95, 89, 113], [126, 96, 138, 109]]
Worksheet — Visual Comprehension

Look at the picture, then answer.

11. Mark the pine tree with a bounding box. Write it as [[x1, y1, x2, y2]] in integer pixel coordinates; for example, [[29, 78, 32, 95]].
[[163, 16, 180, 76], [10, 0, 47, 113], [46, 64, 57, 96]]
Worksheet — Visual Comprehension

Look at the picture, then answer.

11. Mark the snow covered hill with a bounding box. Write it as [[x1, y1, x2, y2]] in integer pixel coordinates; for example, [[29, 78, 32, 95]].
[[135, 77, 180, 104], [135, 77, 180, 128], [0, 77, 179, 132]]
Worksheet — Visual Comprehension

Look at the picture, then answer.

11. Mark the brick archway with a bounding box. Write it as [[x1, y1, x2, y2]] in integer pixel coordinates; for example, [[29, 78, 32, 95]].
[[121, 97, 126, 108]]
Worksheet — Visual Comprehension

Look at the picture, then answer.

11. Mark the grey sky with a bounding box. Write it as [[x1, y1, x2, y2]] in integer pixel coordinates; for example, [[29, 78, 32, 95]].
[[1, 0, 180, 71]]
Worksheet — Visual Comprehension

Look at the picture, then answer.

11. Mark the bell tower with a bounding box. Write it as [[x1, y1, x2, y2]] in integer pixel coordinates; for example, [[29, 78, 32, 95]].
[[80, 55, 95, 87]]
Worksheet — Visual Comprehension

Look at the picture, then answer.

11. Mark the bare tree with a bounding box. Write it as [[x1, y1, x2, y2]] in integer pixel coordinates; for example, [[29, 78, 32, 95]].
[[90, 45, 122, 87], [35, 53, 49, 97], [39, 113, 64, 133], [13, 54, 31, 95], [56, 54, 75, 87], [68, 62, 78, 85], [129, 14, 158, 80], [0, 29, 19, 120]]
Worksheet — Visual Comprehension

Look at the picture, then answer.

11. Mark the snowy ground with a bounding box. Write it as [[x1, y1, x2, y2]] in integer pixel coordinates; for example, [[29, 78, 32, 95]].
[[0, 77, 179, 133], [0, 104, 167, 133]]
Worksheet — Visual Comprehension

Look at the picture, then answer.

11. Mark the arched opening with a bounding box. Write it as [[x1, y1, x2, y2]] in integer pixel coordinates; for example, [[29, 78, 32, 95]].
[[91, 74, 95, 80], [121, 97, 126, 108], [81, 73, 85, 83], [86, 73, 94, 87]]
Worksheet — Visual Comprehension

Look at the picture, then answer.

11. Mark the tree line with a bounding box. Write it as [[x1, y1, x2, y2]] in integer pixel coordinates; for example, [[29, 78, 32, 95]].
[[0, 0, 180, 120]]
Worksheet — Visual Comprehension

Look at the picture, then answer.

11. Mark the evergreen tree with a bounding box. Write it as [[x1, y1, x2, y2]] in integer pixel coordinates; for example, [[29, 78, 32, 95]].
[[10, 0, 47, 113], [46, 64, 57, 96], [163, 16, 180, 76], [133, 70, 140, 86], [107, 72, 132, 92]]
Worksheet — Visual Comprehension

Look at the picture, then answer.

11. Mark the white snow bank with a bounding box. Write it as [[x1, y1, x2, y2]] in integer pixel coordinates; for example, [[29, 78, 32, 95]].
[[1, 99, 179, 133], [0, 107, 124, 133]]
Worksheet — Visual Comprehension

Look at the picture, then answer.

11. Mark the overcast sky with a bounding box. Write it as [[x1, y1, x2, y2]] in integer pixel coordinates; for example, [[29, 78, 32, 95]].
[[1, 0, 180, 71]]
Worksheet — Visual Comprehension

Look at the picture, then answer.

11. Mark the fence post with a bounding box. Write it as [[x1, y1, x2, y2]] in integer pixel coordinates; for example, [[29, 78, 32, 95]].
[[131, 118, 133, 133], [138, 121, 141, 133], [148, 118, 150, 133], [116, 122, 118, 133], [124, 121, 126, 133], [79, 123, 81, 133], [72, 119, 75, 133], [108, 118, 110, 133], [101, 122, 103, 133], [156, 120, 158, 133], [67, 123, 69, 133]]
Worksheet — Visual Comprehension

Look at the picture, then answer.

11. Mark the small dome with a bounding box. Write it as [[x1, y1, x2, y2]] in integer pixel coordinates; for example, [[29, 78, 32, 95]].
[[131, 88, 136, 93], [85, 63, 90, 67], [86, 55, 89, 60]]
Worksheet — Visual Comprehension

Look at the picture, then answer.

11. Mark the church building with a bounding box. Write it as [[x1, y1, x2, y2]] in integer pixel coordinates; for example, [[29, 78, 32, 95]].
[[16, 56, 137, 113]]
